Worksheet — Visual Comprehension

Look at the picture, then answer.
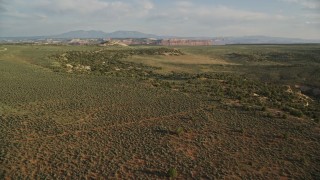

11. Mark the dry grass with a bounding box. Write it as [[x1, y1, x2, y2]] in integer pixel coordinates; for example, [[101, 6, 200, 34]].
[[127, 54, 238, 74]]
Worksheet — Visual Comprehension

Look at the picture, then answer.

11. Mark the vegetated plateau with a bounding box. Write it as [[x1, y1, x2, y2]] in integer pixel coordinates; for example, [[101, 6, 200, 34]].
[[0, 44, 319, 179]]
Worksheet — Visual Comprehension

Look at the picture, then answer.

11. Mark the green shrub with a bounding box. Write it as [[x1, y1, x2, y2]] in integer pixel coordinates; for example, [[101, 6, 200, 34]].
[[289, 109, 303, 117], [176, 127, 184, 136], [282, 114, 287, 119], [167, 168, 178, 178]]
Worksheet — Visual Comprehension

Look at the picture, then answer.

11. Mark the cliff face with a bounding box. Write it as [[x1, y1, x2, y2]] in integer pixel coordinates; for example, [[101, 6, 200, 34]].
[[160, 39, 213, 46]]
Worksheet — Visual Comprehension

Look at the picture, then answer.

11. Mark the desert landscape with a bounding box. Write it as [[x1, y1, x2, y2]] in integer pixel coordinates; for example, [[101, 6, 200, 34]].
[[0, 44, 319, 179], [1, 0, 320, 179]]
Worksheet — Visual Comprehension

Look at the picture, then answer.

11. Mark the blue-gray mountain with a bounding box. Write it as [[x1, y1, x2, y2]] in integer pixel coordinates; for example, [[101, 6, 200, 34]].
[[1, 30, 319, 44], [51, 30, 160, 39]]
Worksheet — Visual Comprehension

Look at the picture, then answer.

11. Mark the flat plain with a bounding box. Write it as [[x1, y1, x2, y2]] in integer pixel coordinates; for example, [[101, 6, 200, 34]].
[[0, 44, 319, 179]]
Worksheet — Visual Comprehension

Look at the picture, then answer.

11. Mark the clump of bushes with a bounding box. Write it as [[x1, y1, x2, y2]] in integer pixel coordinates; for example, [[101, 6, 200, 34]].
[[50, 49, 164, 77], [282, 106, 304, 117]]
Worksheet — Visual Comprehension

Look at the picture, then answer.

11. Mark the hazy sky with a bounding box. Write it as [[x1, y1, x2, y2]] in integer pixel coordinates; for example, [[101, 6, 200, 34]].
[[0, 0, 319, 39]]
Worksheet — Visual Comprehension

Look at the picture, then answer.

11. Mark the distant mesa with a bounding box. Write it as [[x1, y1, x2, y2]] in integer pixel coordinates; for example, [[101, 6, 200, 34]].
[[48, 31, 320, 44], [107, 31, 159, 39], [100, 40, 128, 47]]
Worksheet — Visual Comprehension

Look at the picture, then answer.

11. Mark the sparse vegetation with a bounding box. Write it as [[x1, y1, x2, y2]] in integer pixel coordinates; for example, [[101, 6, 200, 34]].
[[0, 44, 319, 179]]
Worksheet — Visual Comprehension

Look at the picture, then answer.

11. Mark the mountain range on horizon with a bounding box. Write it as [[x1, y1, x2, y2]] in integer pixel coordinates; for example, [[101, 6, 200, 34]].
[[50, 30, 162, 39], [1, 30, 320, 44]]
